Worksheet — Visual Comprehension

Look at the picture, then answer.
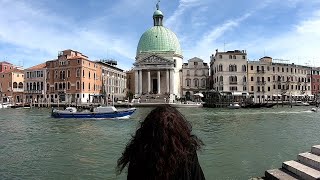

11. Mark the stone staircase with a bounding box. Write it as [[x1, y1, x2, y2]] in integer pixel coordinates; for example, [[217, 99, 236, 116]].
[[265, 145, 320, 180]]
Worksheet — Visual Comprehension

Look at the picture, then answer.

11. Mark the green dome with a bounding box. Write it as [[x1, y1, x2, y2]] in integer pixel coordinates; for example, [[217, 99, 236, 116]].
[[136, 26, 182, 57], [153, 10, 163, 17]]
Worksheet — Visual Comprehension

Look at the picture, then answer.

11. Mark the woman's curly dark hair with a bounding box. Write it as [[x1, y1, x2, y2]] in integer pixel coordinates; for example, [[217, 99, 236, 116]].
[[117, 105, 203, 180]]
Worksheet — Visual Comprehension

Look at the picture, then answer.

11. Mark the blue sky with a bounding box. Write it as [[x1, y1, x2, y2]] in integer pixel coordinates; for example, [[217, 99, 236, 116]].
[[0, 0, 320, 70]]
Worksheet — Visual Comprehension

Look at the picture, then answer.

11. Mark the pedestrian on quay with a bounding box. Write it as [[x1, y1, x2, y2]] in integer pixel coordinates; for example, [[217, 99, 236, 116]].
[[117, 105, 205, 180]]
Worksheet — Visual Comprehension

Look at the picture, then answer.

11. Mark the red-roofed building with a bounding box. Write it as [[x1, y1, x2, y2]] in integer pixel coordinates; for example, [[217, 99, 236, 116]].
[[0, 61, 15, 73], [45, 49, 103, 104], [0, 68, 24, 104]]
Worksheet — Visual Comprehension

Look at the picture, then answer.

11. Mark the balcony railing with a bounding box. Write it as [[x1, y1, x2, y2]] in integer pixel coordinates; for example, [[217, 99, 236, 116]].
[[12, 88, 24, 92], [257, 81, 266, 85], [229, 82, 238, 85], [25, 90, 43, 94]]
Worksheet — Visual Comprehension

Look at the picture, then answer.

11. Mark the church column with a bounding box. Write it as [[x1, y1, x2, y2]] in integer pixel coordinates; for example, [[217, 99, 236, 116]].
[[135, 70, 139, 95], [139, 70, 143, 94], [166, 70, 169, 93], [170, 70, 174, 94], [157, 71, 161, 94], [147, 71, 151, 94]]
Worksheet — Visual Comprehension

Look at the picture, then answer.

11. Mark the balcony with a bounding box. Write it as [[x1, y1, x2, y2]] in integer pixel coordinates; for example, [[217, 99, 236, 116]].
[[257, 81, 266, 85], [25, 90, 43, 94], [229, 82, 238, 85], [12, 88, 24, 92], [257, 69, 265, 73]]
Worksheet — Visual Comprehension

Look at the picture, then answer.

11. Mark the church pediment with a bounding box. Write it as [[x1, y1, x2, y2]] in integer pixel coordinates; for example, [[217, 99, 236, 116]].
[[136, 55, 174, 65]]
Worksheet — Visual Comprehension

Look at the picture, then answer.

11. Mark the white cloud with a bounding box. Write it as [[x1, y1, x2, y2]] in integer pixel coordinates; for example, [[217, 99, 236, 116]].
[[0, 1, 136, 69]]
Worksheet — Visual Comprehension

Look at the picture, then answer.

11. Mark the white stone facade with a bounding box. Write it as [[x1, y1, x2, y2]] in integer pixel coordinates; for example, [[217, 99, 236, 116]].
[[248, 57, 312, 102], [134, 52, 182, 101], [210, 50, 248, 95], [181, 57, 209, 100]]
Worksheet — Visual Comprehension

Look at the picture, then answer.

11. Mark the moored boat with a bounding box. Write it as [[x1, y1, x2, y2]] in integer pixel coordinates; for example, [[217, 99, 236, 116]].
[[228, 103, 241, 109], [51, 106, 136, 119], [170, 102, 203, 108]]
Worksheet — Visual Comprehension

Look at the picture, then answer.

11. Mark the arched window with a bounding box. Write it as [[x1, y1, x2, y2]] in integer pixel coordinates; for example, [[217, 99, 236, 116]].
[[242, 65, 246, 72], [229, 55, 232, 59], [47, 83, 50, 92], [219, 76, 223, 82], [60, 71, 63, 79], [13, 82, 17, 88], [27, 83, 29, 91], [218, 64, 223, 72], [243, 76, 247, 82], [33, 82, 36, 90], [55, 83, 58, 90], [219, 55, 222, 59], [187, 70, 190, 76], [40, 82, 43, 90], [186, 79, 191, 87], [76, 69, 80, 77], [89, 72, 91, 79], [194, 79, 199, 87], [37, 82, 40, 90], [67, 82, 71, 90], [233, 55, 236, 59], [201, 78, 206, 87]]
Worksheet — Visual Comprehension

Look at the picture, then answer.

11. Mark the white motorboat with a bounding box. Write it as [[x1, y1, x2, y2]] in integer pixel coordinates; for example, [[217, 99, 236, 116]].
[[0, 103, 12, 109], [311, 107, 319, 112], [228, 103, 241, 109], [294, 102, 310, 106]]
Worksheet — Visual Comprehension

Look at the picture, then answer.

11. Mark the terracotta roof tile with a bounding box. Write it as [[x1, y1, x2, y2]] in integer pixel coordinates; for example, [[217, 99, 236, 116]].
[[27, 63, 47, 70]]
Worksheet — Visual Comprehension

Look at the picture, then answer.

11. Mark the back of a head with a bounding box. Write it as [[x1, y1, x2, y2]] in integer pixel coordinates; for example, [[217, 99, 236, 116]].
[[117, 105, 202, 180]]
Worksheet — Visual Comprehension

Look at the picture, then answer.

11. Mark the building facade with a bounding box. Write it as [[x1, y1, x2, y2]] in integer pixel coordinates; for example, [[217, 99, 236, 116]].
[[24, 63, 47, 103], [0, 61, 15, 73], [97, 60, 127, 102], [247, 57, 312, 102], [210, 49, 248, 98], [0, 68, 24, 104], [181, 57, 209, 100], [133, 4, 182, 102], [46, 49, 102, 104], [311, 67, 320, 96], [126, 69, 135, 97]]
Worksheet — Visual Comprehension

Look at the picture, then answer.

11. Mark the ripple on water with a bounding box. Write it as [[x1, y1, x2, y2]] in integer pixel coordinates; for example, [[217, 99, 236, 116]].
[[0, 106, 320, 179]]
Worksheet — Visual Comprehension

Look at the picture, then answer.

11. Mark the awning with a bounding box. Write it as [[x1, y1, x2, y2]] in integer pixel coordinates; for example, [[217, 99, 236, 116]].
[[272, 94, 281, 97], [232, 92, 245, 96], [194, 93, 204, 97]]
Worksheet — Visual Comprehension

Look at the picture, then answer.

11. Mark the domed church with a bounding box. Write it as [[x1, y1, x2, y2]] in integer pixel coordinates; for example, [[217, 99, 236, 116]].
[[134, 2, 183, 102]]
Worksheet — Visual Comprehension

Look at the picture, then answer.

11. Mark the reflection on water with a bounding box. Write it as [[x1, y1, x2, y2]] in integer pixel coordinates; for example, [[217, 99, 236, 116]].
[[0, 106, 320, 179]]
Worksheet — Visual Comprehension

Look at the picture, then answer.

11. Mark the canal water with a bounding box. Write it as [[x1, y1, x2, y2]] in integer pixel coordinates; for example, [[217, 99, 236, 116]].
[[0, 106, 320, 179]]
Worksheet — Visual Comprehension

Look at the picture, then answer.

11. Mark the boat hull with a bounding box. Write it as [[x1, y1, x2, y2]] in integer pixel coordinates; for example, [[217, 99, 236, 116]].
[[51, 108, 136, 119]]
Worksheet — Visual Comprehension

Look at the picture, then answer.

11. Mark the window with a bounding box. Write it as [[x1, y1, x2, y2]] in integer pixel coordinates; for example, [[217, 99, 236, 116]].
[[218, 64, 223, 71], [76, 69, 80, 77], [83, 70, 85, 77], [194, 79, 199, 87], [219, 55, 222, 59], [82, 82, 85, 90], [229, 55, 232, 59], [243, 76, 247, 82], [67, 82, 70, 90], [194, 62, 198, 66], [251, 66, 253, 70], [251, 86, 254, 91], [242, 65, 246, 72], [229, 64, 237, 72], [251, 77, 254, 81], [242, 55, 246, 59], [219, 76, 223, 82], [76, 82, 80, 90]]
